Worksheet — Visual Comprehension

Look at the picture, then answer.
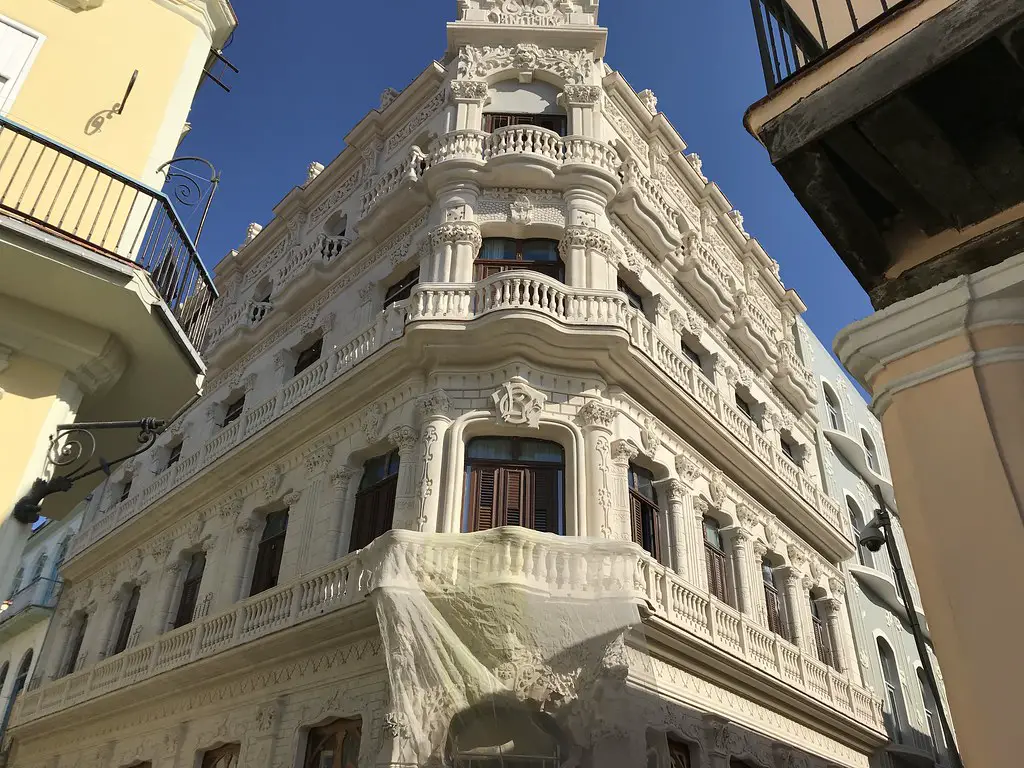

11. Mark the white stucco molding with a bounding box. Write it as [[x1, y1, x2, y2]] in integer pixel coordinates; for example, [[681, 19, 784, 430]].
[[835, 250, 1024, 417]]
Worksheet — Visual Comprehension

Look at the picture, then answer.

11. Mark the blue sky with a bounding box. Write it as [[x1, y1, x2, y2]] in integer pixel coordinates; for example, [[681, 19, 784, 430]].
[[178, 0, 872, 352]]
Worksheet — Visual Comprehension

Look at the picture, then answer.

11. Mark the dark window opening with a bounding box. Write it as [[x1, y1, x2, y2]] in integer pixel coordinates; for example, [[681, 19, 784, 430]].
[[111, 585, 141, 655], [734, 392, 755, 423], [761, 558, 788, 640], [173, 552, 206, 629], [61, 615, 88, 677], [475, 238, 564, 282], [810, 595, 835, 669], [464, 437, 564, 535], [384, 267, 420, 309], [250, 510, 289, 596], [703, 516, 730, 605], [119, 478, 133, 503], [305, 718, 362, 768], [628, 464, 660, 560], [223, 395, 245, 427], [349, 450, 401, 553], [201, 744, 240, 768], [294, 337, 323, 377], [167, 442, 183, 467], [617, 278, 645, 312], [681, 341, 703, 369], [780, 434, 797, 463], [667, 738, 692, 768], [483, 112, 567, 136]]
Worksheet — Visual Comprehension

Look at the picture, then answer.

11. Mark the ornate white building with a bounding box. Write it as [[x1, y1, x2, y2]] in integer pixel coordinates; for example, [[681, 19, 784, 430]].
[[7, 3, 894, 767]]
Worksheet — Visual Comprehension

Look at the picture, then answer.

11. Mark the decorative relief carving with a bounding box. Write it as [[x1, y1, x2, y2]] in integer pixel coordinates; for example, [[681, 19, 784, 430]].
[[686, 152, 707, 182], [385, 86, 447, 157], [491, 377, 548, 428], [450, 79, 489, 101], [562, 83, 602, 105], [675, 452, 701, 486], [304, 441, 335, 476], [640, 417, 661, 457], [360, 403, 386, 444], [637, 88, 658, 115], [576, 400, 616, 429], [457, 44, 594, 84], [282, 489, 303, 507], [510, 194, 533, 224], [416, 389, 452, 419], [259, 465, 283, 503], [430, 221, 483, 250], [610, 438, 640, 466], [379, 87, 401, 110], [387, 426, 420, 454]]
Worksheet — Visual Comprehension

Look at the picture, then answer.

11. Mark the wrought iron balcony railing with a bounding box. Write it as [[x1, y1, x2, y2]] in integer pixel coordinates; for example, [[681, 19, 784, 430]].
[[0, 116, 217, 350], [749, 0, 914, 91]]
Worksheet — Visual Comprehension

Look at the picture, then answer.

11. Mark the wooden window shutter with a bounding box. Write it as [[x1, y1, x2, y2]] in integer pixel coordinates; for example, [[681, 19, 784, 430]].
[[470, 466, 499, 531], [765, 584, 786, 639], [502, 467, 526, 527], [531, 468, 558, 534], [630, 493, 644, 548], [705, 544, 729, 604]]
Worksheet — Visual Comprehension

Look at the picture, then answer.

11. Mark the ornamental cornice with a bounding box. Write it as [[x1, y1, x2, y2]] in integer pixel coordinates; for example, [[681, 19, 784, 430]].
[[429, 221, 482, 249], [456, 43, 594, 84]]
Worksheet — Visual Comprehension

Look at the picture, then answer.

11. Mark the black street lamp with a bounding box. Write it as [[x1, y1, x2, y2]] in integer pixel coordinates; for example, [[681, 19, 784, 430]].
[[12, 419, 166, 525], [860, 485, 964, 768]]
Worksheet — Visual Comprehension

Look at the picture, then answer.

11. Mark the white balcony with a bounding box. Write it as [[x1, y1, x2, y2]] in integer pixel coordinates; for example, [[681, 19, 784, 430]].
[[13, 529, 883, 735]]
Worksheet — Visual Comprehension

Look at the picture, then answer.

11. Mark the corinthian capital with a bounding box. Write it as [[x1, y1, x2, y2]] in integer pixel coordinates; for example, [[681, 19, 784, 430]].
[[558, 226, 613, 257], [575, 400, 616, 429], [561, 84, 602, 106], [430, 221, 482, 250], [450, 79, 488, 101]]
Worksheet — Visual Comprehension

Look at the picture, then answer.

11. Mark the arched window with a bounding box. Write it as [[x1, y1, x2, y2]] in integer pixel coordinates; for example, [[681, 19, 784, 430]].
[[862, 429, 880, 472], [174, 552, 206, 629], [111, 585, 141, 655], [847, 498, 871, 567], [475, 238, 564, 282], [54, 536, 71, 572], [304, 719, 362, 768], [627, 464, 660, 559], [464, 437, 564, 535], [702, 516, 730, 605], [446, 701, 563, 767], [324, 210, 348, 238], [918, 667, 945, 758], [60, 614, 88, 677], [8, 567, 23, 598], [201, 744, 240, 768], [482, 80, 567, 136], [31, 554, 47, 582], [877, 637, 905, 741], [13, 650, 32, 695], [349, 450, 400, 553], [823, 384, 844, 431], [761, 557, 788, 639], [250, 510, 288, 596], [809, 594, 834, 668]]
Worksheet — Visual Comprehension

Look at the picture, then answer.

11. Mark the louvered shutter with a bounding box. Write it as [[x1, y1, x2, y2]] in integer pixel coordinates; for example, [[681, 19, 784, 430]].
[[501, 467, 526, 527], [705, 545, 729, 604], [531, 468, 558, 534], [470, 466, 499, 531], [629, 493, 644, 548], [812, 615, 834, 667], [765, 585, 785, 638]]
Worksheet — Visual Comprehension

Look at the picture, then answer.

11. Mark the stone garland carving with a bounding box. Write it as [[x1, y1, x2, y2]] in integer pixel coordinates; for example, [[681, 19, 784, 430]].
[[449, 79, 488, 101], [558, 225, 615, 259], [456, 43, 594, 85], [491, 377, 548, 428]]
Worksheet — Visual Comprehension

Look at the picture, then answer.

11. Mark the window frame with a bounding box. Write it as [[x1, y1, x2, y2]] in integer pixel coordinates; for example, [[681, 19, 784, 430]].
[[222, 394, 245, 427], [250, 510, 289, 596], [201, 744, 240, 768], [463, 437, 565, 535], [119, 477, 133, 503], [166, 441, 183, 468], [823, 384, 844, 431], [780, 433, 797, 463], [862, 429, 880, 472], [110, 585, 141, 655], [304, 718, 362, 768], [475, 238, 564, 282], [60, 613, 88, 677], [877, 637, 905, 742], [384, 267, 420, 309], [616, 277, 645, 313], [349, 450, 401, 553], [809, 595, 835, 669], [702, 516, 730, 605], [760, 558, 789, 640], [293, 337, 324, 377], [482, 111, 567, 136], [627, 464, 661, 560], [173, 552, 206, 629]]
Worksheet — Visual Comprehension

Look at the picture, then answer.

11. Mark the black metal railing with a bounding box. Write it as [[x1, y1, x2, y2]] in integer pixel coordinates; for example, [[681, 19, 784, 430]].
[[749, 0, 913, 91], [0, 116, 217, 350]]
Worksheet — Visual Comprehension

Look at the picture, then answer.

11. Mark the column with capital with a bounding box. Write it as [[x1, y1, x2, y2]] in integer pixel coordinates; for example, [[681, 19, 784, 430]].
[[276, 488, 306, 584], [751, 539, 770, 628], [93, 588, 124, 660], [559, 226, 617, 290], [825, 578, 853, 675], [323, 467, 358, 563], [415, 391, 453, 534], [576, 401, 616, 539], [152, 559, 184, 636], [781, 567, 807, 649], [660, 479, 692, 580], [700, 716, 733, 768], [691, 497, 712, 592], [608, 439, 640, 542], [428, 221, 482, 285], [388, 426, 422, 531], [722, 526, 754, 616]]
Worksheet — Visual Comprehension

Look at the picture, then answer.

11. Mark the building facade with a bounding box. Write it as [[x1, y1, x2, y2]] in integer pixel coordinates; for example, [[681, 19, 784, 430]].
[[0, 508, 82, 748], [0, 0, 236, 588], [800, 322, 952, 768], [743, 2, 1024, 763], [5, 3, 908, 767]]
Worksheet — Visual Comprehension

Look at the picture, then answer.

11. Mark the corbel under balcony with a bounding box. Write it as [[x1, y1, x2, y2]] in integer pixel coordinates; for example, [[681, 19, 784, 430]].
[[676, 239, 735, 323], [612, 159, 684, 258], [773, 342, 817, 415], [727, 291, 778, 373]]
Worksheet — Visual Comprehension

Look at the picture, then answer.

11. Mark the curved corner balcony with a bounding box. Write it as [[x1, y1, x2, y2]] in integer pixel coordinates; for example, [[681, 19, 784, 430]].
[[14, 528, 884, 737], [823, 427, 896, 510]]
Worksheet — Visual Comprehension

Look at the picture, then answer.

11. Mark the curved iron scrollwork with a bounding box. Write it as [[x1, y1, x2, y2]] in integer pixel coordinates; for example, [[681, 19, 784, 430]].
[[155, 156, 221, 247], [13, 419, 167, 525]]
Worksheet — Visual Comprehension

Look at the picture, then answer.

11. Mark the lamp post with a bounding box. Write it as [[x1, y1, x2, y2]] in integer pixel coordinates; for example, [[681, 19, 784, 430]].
[[861, 485, 963, 768]]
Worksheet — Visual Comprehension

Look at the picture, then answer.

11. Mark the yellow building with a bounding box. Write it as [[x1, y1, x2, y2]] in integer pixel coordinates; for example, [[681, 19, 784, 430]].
[[0, 0, 236, 594]]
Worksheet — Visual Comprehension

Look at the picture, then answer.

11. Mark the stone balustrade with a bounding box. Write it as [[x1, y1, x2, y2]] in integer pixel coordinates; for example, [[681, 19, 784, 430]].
[[71, 278, 837, 558], [16, 529, 883, 734]]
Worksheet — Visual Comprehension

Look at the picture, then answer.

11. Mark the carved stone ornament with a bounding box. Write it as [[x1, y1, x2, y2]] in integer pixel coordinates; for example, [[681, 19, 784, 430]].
[[383, 711, 410, 739], [709, 470, 727, 505], [728, 209, 749, 238], [218, 496, 244, 518], [306, 162, 324, 184], [304, 441, 335, 476], [358, 281, 377, 303], [416, 389, 452, 419], [736, 502, 759, 530], [187, 515, 204, 546], [360, 402, 386, 443], [510, 194, 533, 224], [430, 221, 483, 250], [329, 466, 358, 493], [379, 87, 401, 110], [640, 417, 661, 457], [562, 83, 602, 105], [828, 576, 847, 596], [675, 451, 701, 486], [457, 43, 594, 85], [449, 79, 488, 101], [787, 543, 807, 569], [244, 222, 263, 245], [283, 489, 303, 507], [575, 400, 616, 429], [611, 438, 640, 466], [558, 225, 613, 257], [445, 203, 467, 222], [492, 377, 548, 428], [260, 465, 283, 502], [637, 88, 658, 115], [388, 425, 420, 454]]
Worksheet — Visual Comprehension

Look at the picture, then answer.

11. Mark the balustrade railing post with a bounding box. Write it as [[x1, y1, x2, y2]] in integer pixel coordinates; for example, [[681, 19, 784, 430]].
[[190, 623, 204, 660], [772, 635, 785, 678]]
